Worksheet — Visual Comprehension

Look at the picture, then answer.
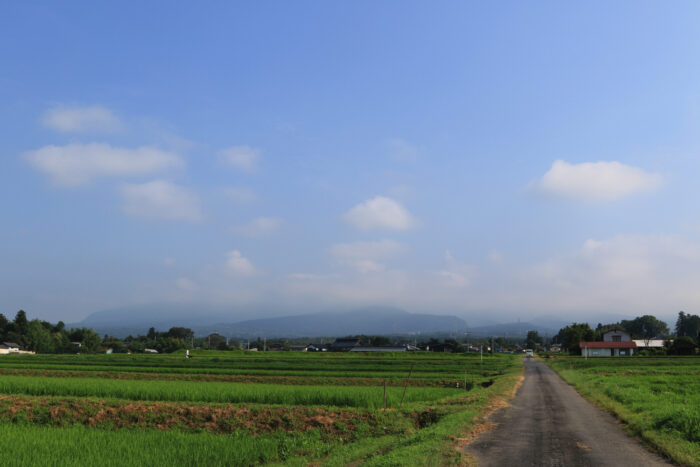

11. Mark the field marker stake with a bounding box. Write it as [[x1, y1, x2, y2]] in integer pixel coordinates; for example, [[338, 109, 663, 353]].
[[399, 363, 414, 408], [383, 379, 387, 410]]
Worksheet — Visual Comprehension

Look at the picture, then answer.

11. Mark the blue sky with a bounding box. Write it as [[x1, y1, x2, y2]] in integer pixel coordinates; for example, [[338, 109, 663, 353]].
[[3, 1, 700, 324]]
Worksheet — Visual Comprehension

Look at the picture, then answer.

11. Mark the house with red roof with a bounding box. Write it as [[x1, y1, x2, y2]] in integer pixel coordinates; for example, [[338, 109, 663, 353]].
[[580, 329, 636, 357]]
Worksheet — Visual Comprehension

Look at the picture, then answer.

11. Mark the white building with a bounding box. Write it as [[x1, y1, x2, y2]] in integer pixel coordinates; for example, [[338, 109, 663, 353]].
[[0, 342, 20, 355], [581, 330, 636, 356]]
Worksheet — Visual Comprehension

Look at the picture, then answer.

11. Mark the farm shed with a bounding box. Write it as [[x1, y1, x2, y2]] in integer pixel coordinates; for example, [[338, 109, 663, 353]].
[[580, 341, 636, 357], [632, 339, 665, 349], [350, 346, 407, 352], [330, 338, 360, 351]]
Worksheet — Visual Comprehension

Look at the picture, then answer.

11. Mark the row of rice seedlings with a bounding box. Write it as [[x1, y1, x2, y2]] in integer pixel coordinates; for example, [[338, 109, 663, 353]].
[[0, 422, 332, 467], [0, 353, 515, 372], [0, 363, 499, 383], [0, 375, 459, 408]]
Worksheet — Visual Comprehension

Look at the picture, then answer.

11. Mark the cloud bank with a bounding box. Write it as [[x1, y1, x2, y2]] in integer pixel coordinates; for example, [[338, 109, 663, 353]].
[[219, 146, 260, 171], [231, 217, 283, 237], [534, 160, 662, 201], [225, 250, 256, 276], [42, 105, 122, 133], [120, 180, 202, 222], [25, 143, 183, 187], [331, 239, 404, 273], [343, 196, 416, 231]]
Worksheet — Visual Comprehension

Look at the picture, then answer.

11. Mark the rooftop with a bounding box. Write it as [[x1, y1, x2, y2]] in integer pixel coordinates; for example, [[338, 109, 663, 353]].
[[580, 341, 636, 349]]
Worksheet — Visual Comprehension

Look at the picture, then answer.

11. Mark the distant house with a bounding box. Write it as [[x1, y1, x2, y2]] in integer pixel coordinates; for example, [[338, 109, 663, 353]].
[[350, 346, 407, 353], [288, 345, 308, 352], [0, 342, 20, 355], [581, 329, 636, 356], [580, 341, 636, 357], [329, 338, 361, 351], [305, 344, 326, 352], [71, 342, 82, 348], [427, 343, 454, 353]]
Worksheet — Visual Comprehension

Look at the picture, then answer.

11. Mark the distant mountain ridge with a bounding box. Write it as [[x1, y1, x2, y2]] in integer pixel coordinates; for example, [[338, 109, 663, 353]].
[[203, 308, 467, 338], [73, 306, 468, 338]]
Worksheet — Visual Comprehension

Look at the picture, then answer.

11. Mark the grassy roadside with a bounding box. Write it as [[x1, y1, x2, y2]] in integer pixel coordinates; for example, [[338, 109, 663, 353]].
[[317, 358, 524, 467], [543, 356, 700, 467]]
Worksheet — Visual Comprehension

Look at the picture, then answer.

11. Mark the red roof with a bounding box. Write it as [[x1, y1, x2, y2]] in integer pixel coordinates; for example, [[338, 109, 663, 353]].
[[580, 341, 636, 348]]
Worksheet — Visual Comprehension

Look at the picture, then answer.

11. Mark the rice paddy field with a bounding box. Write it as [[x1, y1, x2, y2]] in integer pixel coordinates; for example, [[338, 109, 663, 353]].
[[0, 351, 522, 466], [545, 356, 700, 466]]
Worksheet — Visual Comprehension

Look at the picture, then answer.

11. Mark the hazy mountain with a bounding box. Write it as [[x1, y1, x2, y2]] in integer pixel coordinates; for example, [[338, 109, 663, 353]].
[[202, 308, 467, 338], [73, 305, 467, 338]]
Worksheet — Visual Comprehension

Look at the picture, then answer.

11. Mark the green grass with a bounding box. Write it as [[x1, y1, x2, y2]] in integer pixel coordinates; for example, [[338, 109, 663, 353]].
[[0, 352, 523, 465], [545, 356, 700, 467], [0, 375, 457, 408], [0, 422, 334, 467]]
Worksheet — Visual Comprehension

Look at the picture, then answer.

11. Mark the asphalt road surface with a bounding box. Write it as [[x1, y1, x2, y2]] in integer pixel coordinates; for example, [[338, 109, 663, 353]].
[[464, 358, 670, 466]]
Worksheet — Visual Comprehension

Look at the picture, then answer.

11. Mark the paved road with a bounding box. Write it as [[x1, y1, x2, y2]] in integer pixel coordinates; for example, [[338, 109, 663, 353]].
[[464, 359, 670, 466]]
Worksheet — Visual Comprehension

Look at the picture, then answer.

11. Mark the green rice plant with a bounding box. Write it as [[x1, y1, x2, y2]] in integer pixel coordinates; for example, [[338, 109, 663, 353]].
[[0, 375, 458, 408], [0, 422, 333, 467]]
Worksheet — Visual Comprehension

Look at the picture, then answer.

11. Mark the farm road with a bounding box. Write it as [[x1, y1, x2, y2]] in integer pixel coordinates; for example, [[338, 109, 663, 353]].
[[464, 359, 670, 466]]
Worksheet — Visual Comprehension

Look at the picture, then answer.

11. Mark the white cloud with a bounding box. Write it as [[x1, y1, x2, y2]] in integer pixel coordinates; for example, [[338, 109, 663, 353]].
[[387, 138, 418, 162], [331, 239, 404, 273], [343, 196, 416, 231], [42, 105, 122, 133], [120, 180, 202, 222], [533, 160, 662, 201], [175, 277, 198, 292], [24, 143, 183, 187], [223, 187, 257, 204], [230, 217, 283, 237], [219, 146, 260, 171], [225, 250, 256, 276], [519, 234, 700, 313], [437, 250, 476, 288]]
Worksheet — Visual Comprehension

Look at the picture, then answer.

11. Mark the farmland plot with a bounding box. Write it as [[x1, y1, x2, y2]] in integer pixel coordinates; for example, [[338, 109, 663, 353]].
[[0, 351, 521, 466], [545, 356, 700, 466]]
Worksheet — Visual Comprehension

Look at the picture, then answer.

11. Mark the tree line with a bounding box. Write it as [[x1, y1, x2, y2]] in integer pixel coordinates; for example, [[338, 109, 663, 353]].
[[0, 311, 240, 354], [552, 312, 700, 355]]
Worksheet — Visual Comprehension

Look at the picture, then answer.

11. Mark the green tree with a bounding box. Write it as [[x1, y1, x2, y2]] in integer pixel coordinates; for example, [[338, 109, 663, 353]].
[[206, 333, 226, 350], [370, 336, 392, 347], [167, 327, 193, 340], [526, 330, 543, 349], [669, 336, 697, 355], [14, 310, 28, 335], [555, 323, 594, 354], [25, 320, 56, 353], [0, 313, 8, 337], [621, 315, 669, 341], [675, 311, 700, 343], [68, 328, 102, 353]]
